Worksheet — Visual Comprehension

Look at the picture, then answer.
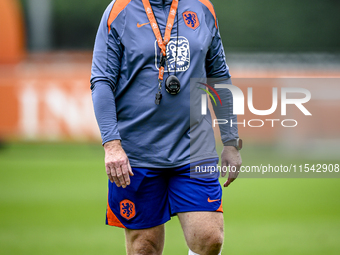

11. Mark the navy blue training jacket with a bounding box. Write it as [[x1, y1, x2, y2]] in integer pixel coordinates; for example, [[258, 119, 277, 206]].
[[91, 0, 238, 167]]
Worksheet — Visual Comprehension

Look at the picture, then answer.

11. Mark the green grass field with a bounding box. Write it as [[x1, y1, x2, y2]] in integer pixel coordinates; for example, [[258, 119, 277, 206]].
[[0, 143, 339, 255]]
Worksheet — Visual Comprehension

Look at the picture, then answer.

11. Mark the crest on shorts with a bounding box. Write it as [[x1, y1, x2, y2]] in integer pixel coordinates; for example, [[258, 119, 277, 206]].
[[183, 11, 200, 30], [120, 199, 136, 220]]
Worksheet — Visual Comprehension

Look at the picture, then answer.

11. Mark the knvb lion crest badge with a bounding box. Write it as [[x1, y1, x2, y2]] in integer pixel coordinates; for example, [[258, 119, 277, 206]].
[[120, 199, 136, 220], [183, 11, 199, 30]]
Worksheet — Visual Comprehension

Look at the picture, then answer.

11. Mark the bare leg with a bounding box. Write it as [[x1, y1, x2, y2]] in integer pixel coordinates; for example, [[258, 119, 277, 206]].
[[125, 224, 165, 255], [178, 212, 224, 255]]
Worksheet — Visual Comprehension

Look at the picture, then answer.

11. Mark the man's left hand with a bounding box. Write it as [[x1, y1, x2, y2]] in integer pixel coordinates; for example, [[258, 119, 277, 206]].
[[221, 146, 242, 187]]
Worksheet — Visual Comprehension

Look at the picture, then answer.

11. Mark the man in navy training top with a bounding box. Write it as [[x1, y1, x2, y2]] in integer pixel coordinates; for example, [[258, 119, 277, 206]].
[[91, 0, 242, 254]]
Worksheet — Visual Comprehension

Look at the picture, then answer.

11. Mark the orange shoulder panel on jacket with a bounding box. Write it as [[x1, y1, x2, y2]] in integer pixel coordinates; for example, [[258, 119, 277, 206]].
[[198, 0, 217, 29], [107, 0, 131, 33]]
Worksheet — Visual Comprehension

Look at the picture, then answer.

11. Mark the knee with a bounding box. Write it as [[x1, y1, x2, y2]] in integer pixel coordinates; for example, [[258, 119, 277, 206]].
[[128, 233, 163, 255], [126, 226, 164, 255], [203, 231, 224, 255], [133, 239, 160, 255], [190, 231, 224, 255]]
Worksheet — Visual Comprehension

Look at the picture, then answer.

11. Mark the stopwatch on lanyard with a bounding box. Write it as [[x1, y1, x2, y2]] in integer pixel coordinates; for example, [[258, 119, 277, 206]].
[[142, 0, 181, 105]]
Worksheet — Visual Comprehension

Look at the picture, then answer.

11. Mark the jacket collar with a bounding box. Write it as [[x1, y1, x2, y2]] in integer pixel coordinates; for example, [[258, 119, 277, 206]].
[[147, 0, 177, 6]]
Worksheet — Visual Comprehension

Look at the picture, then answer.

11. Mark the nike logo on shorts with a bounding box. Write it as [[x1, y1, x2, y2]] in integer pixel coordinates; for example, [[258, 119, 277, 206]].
[[207, 197, 220, 203], [137, 22, 150, 28]]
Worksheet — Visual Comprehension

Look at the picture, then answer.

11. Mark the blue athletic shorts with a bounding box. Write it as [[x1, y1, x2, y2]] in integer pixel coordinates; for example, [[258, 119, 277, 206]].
[[106, 158, 223, 229]]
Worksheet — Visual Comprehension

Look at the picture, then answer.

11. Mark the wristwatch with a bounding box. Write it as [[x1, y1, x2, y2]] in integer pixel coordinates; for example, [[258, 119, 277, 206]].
[[223, 138, 243, 150]]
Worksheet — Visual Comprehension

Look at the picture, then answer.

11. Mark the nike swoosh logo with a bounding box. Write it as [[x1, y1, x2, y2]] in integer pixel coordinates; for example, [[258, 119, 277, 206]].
[[208, 198, 221, 203], [137, 22, 150, 28]]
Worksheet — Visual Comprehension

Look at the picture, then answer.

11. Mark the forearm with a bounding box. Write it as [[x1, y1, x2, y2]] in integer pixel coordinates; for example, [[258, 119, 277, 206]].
[[91, 81, 121, 145]]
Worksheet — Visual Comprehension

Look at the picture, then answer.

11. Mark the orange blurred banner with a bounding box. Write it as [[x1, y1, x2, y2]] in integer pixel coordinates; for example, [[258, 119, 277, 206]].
[[0, 53, 99, 141], [0, 0, 25, 64]]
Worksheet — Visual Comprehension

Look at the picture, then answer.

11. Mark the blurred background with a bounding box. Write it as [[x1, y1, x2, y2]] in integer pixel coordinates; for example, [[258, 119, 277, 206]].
[[0, 0, 339, 254]]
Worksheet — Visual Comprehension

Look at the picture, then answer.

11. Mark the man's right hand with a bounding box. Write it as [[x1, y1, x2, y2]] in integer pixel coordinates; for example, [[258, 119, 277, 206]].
[[104, 140, 134, 188]]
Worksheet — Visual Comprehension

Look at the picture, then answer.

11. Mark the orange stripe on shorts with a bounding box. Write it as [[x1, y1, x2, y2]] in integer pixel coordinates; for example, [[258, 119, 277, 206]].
[[107, 200, 126, 228], [216, 200, 223, 213]]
